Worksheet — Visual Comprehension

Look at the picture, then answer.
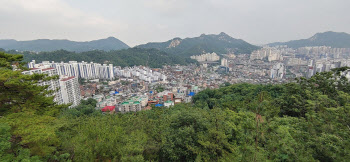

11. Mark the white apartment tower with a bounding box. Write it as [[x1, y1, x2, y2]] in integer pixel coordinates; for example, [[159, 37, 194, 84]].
[[22, 66, 63, 104], [270, 63, 285, 79], [28, 60, 114, 80], [60, 76, 81, 107], [221, 58, 228, 67]]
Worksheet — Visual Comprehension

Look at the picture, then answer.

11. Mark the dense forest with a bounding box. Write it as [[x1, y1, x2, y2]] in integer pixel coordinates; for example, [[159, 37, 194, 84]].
[[136, 32, 260, 56], [1, 52, 350, 161], [3, 48, 195, 68], [0, 37, 129, 52]]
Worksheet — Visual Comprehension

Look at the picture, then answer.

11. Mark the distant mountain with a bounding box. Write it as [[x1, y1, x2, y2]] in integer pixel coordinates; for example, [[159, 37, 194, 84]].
[[269, 31, 350, 48], [9, 48, 194, 68], [0, 37, 129, 52], [136, 32, 260, 56]]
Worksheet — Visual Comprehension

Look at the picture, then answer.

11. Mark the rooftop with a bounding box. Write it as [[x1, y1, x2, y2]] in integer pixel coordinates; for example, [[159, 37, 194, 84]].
[[61, 76, 75, 81], [122, 102, 129, 105], [101, 106, 115, 112], [42, 67, 55, 71]]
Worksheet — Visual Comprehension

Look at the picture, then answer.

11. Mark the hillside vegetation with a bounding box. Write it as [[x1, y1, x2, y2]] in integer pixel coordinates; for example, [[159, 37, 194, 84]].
[[6, 48, 194, 68], [137, 32, 260, 56], [1, 52, 350, 161]]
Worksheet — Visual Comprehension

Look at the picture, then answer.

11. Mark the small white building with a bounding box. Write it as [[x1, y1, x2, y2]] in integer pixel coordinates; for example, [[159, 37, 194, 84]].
[[164, 100, 174, 107]]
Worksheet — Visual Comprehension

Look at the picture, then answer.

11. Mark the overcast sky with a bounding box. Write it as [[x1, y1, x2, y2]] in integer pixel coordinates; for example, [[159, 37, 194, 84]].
[[0, 0, 349, 46]]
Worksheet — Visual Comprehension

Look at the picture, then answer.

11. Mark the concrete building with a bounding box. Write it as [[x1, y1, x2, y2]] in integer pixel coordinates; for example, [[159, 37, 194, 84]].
[[270, 63, 285, 79], [115, 66, 167, 82], [22, 65, 81, 107], [60, 76, 81, 107], [164, 100, 174, 107], [221, 58, 228, 67], [22, 65, 63, 104], [191, 52, 220, 62], [28, 60, 114, 80], [119, 101, 142, 113]]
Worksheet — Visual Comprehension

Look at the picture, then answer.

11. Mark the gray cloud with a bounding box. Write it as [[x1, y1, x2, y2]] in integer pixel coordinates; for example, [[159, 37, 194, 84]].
[[0, 0, 349, 46]]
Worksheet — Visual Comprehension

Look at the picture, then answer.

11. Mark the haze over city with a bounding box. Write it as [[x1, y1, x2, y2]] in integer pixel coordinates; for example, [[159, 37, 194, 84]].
[[0, 0, 349, 46], [3, 0, 350, 161]]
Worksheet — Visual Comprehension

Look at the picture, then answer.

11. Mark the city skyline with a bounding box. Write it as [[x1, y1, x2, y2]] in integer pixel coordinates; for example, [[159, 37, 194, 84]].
[[0, 0, 349, 46]]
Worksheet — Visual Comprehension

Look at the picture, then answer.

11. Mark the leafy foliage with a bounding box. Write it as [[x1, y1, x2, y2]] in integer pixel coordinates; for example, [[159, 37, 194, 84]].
[[1, 52, 350, 161], [7, 48, 194, 68], [0, 52, 69, 160], [137, 32, 260, 56]]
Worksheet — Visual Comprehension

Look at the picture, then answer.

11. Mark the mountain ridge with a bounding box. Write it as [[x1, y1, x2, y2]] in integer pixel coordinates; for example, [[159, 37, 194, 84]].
[[0, 37, 129, 52], [268, 31, 350, 48], [5, 48, 195, 68], [136, 32, 260, 56]]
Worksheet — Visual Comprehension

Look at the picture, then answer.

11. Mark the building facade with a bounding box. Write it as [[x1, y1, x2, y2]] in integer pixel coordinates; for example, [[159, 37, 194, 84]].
[[28, 60, 114, 80], [22, 65, 63, 104], [60, 76, 81, 107]]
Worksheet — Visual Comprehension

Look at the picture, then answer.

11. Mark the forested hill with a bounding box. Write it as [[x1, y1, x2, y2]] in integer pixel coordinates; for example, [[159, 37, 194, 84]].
[[0, 37, 129, 52], [1, 52, 350, 161], [10, 48, 194, 68], [136, 32, 260, 56], [269, 31, 350, 48]]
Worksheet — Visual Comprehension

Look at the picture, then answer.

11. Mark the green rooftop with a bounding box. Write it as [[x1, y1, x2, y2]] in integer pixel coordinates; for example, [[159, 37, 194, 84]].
[[122, 102, 129, 105]]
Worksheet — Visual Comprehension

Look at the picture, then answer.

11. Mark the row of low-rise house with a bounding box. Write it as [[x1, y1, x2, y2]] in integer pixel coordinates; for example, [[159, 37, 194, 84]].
[[117, 95, 149, 112], [22, 64, 81, 107], [95, 84, 200, 114], [28, 60, 114, 80], [114, 66, 167, 82], [95, 93, 150, 113]]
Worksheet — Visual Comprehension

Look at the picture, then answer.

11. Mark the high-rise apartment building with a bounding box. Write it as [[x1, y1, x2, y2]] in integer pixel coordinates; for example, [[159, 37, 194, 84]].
[[22, 65, 63, 104], [60, 76, 81, 107], [190, 53, 220, 62], [221, 58, 228, 67], [28, 60, 114, 80], [22, 65, 81, 108], [270, 63, 285, 79]]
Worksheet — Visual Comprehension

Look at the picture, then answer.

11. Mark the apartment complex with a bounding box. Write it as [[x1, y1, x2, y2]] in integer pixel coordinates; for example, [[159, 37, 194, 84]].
[[60, 76, 81, 107], [115, 66, 167, 82], [190, 52, 220, 62], [22, 65, 63, 104], [22, 64, 81, 108], [270, 63, 285, 79], [28, 60, 114, 80]]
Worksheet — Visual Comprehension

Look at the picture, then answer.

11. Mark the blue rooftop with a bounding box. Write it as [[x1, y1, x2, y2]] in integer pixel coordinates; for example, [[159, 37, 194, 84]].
[[188, 92, 195, 96]]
